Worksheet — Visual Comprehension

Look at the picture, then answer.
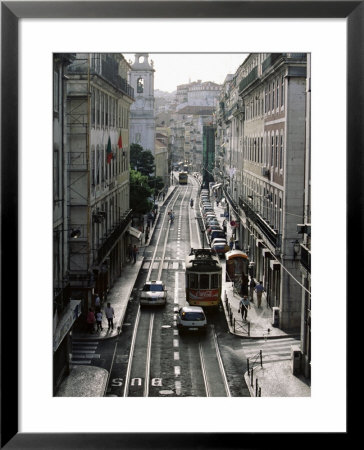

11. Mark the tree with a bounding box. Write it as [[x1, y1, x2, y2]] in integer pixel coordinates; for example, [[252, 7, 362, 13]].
[[130, 143, 155, 176], [148, 176, 164, 197], [129, 170, 153, 214]]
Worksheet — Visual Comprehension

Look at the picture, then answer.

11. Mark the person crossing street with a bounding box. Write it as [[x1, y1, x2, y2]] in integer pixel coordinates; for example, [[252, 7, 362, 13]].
[[239, 295, 251, 321]]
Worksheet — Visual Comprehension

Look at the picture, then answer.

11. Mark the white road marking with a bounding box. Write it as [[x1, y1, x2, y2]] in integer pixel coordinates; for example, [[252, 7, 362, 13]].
[[174, 352, 179, 360], [173, 339, 179, 347], [174, 366, 181, 376]]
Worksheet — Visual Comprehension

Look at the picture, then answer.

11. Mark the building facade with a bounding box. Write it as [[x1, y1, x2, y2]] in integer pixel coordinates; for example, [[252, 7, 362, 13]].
[[64, 53, 134, 314], [129, 53, 156, 154], [53, 53, 82, 393], [215, 53, 309, 332], [299, 53, 311, 378], [155, 128, 171, 188]]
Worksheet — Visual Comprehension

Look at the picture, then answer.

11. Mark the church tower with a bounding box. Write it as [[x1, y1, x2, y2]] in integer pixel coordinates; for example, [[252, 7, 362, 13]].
[[129, 53, 156, 155]]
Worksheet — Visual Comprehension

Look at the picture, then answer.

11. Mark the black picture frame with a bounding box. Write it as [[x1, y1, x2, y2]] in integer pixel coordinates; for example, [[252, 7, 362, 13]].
[[1, 1, 358, 448]]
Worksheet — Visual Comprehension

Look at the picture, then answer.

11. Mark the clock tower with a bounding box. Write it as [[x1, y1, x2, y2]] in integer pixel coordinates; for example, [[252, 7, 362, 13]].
[[129, 53, 156, 155]]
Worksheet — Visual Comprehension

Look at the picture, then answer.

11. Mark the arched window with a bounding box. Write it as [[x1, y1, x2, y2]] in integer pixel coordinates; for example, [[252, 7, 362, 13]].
[[137, 77, 144, 93]]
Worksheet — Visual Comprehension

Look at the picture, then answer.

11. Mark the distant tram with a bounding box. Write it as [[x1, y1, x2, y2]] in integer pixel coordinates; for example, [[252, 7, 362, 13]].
[[179, 172, 188, 185], [225, 250, 249, 295], [185, 248, 222, 308]]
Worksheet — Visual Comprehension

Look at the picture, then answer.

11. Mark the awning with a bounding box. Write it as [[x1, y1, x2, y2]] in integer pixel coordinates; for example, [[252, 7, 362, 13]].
[[53, 300, 82, 352], [211, 183, 222, 190], [128, 226, 142, 240]]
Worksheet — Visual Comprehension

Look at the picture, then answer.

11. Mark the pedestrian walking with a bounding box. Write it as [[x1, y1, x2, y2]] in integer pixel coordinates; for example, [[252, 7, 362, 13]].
[[86, 308, 96, 334], [132, 244, 138, 264], [95, 310, 103, 331], [145, 231, 149, 244], [94, 293, 101, 312], [238, 295, 251, 321], [255, 281, 265, 308], [216, 200, 219, 207], [104, 302, 115, 330], [152, 211, 156, 227], [222, 219, 227, 235], [249, 278, 256, 302], [163, 192, 165, 201], [229, 235, 234, 251]]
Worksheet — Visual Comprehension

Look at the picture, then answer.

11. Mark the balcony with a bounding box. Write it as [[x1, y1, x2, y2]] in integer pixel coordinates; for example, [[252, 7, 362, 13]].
[[262, 53, 307, 74], [239, 66, 258, 93], [262, 53, 283, 73], [238, 196, 279, 248], [223, 187, 239, 216], [97, 209, 132, 264], [67, 56, 134, 99]]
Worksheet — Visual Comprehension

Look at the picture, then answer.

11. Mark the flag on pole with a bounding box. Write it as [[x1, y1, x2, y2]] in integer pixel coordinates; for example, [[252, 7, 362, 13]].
[[118, 131, 123, 149], [106, 136, 113, 164]]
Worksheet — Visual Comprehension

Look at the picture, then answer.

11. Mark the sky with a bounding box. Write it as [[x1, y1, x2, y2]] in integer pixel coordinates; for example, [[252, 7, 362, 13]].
[[135, 53, 248, 93]]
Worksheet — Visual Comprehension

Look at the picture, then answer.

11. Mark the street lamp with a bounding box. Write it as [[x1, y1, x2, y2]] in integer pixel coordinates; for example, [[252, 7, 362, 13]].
[[70, 229, 81, 239]]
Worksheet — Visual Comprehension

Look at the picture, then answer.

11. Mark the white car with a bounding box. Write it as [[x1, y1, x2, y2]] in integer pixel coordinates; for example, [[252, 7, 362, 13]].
[[140, 280, 167, 306], [177, 306, 207, 333]]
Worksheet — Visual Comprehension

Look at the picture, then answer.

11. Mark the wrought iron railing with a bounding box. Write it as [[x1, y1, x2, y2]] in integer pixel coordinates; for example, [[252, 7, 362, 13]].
[[67, 56, 134, 98], [238, 196, 279, 248], [239, 66, 258, 92], [262, 53, 283, 73]]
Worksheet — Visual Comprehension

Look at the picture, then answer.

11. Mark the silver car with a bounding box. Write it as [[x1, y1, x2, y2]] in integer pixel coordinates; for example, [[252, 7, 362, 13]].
[[140, 280, 167, 306]]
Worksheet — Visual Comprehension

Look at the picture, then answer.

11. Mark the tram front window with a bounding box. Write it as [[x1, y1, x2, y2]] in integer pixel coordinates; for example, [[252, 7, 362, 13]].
[[189, 273, 198, 289], [200, 274, 209, 289], [211, 273, 219, 289]]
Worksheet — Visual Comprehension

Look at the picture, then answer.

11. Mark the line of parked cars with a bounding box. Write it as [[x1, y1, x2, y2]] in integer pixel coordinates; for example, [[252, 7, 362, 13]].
[[200, 189, 229, 258]]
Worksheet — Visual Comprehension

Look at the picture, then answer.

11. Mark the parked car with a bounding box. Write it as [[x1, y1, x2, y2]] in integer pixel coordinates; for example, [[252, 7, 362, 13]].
[[203, 213, 215, 220], [207, 225, 222, 235], [211, 238, 229, 256], [205, 216, 218, 224], [210, 230, 226, 242], [140, 280, 167, 306], [177, 306, 207, 333]]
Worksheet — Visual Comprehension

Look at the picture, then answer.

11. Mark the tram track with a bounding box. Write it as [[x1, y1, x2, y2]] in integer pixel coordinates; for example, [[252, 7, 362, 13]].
[[123, 186, 192, 397], [117, 177, 232, 398]]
